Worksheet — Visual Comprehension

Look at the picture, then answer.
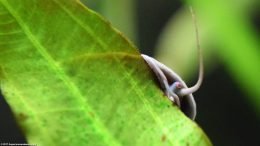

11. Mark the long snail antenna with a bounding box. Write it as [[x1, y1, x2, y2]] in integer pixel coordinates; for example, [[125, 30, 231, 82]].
[[179, 6, 204, 96], [141, 7, 202, 120]]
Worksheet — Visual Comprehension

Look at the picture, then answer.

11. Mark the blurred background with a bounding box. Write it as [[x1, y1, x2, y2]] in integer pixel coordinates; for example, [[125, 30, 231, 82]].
[[1, 0, 260, 145]]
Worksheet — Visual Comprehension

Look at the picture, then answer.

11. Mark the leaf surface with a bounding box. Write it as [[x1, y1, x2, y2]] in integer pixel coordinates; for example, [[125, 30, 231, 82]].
[[0, 0, 211, 146]]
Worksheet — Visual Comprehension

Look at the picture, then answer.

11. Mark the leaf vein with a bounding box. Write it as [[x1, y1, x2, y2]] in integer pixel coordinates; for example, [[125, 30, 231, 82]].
[[1, 1, 122, 146]]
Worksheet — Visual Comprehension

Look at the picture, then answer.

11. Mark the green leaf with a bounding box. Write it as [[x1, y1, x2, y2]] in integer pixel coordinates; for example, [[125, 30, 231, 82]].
[[0, 0, 211, 146]]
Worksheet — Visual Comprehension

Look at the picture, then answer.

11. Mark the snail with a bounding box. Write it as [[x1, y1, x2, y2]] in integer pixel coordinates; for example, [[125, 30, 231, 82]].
[[141, 7, 203, 120]]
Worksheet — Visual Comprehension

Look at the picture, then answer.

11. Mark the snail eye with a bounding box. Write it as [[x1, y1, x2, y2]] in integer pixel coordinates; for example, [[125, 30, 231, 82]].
[[176, 82, 183, 89], [170, 82, 183, 91]]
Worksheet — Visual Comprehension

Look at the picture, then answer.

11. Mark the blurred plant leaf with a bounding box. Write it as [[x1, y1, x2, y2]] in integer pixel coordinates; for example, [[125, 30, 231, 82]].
[[80, 0, 103, 11], [155, 7, 216, 81], [81, 0, 137, 43], [189, 0, 260, 115], [156, 0, 260, 116], [0, 0, 211, 146]]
